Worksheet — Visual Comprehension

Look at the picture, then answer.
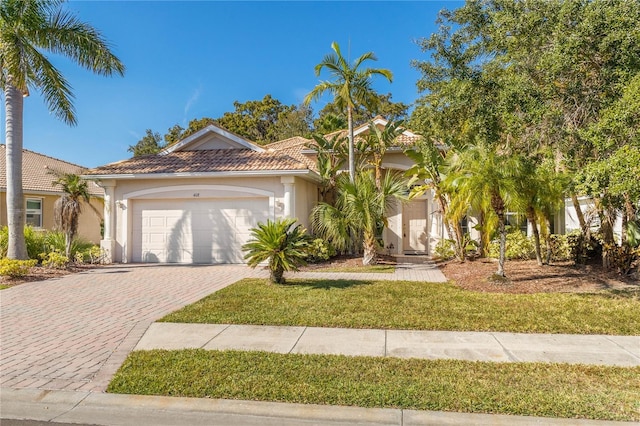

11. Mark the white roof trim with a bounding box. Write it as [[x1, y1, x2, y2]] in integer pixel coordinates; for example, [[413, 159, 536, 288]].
[[159, 124, 265, 155]]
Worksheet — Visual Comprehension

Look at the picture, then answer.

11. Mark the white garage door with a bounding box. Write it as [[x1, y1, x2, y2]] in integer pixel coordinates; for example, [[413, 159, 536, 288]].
[[132, 198, 269, 263]]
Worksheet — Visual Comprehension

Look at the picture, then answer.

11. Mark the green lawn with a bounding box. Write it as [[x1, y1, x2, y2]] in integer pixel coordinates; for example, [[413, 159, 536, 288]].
[[108, 349, 640, 422], [160, 278, 640, 335], [0, 284, 10, 290]]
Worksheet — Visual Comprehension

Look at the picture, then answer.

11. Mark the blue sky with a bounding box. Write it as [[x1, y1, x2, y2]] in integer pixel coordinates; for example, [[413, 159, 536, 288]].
[[3, 1, 461, 168]]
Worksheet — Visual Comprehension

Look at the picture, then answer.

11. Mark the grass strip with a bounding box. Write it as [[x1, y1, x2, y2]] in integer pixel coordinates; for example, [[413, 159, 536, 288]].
[[160, 279, 640, 335], [107, 349, 640, 421]]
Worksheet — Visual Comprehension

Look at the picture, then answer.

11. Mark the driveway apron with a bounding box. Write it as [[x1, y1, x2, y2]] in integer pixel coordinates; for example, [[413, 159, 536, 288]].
[[0, 264, 264, 392]]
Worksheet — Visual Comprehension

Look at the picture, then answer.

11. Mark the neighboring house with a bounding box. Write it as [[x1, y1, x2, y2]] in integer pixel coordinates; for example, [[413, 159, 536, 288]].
[[0, 145, 104, 243]]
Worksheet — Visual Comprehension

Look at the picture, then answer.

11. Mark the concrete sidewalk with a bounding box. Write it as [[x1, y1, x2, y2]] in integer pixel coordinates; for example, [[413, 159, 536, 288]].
[[134, 323, 640, 367], [1, 387, 632, 426]]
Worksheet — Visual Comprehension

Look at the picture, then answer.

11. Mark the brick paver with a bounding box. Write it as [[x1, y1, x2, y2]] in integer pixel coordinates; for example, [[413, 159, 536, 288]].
[[0, 261, 445, 393], [0, 264, 264, 392]]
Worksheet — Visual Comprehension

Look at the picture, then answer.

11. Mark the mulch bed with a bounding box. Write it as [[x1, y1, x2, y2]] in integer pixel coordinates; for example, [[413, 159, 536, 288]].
[[439, 258, 639, 294], [0, 264, 100, 288]]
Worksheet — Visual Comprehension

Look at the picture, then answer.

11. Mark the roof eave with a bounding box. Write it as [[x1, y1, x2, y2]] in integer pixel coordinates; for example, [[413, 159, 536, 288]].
[[82, 169, 322, 183]]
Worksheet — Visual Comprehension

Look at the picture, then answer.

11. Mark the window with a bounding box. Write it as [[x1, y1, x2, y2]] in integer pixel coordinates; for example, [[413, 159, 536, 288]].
[[505, 212, 528, 234], [26, 198, 42, 228], [460, 216, 469, 235]]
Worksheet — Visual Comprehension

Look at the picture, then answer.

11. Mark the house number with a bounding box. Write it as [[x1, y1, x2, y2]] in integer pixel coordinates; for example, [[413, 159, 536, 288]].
[[193, 193, 200, 197]]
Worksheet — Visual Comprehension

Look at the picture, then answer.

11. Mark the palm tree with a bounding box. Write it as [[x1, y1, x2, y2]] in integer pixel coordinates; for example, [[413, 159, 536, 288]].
[[51, 172, 96, 258], [312, 170, 408, 265], [304, 42, 392, 182], [242, 218, 312, 284], [364, 120, 404, 190], [517, 158, 567, 266], [444, 145, 524, 277], [1, 0, 125, 259], [308, 133, 347, 205]]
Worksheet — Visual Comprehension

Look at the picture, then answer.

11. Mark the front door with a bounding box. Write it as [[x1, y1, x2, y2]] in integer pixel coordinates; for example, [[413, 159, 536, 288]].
[[402, 200, 428, 253]]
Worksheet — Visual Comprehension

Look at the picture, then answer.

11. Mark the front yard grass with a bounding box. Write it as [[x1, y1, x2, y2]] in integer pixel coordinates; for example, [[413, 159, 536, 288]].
[[160, 278, 640, 335], [108, 349, 640, 422]]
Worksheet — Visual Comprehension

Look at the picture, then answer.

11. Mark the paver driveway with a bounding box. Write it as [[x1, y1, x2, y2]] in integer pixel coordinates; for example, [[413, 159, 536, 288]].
[[0, 264, 263, 392]]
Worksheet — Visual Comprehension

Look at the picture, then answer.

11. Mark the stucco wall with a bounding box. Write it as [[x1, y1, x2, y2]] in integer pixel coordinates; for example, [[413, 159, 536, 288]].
[[0, 192, 103, 244]]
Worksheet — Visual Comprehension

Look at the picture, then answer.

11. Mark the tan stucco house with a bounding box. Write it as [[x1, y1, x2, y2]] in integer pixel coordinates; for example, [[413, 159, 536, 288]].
[[0, 145, 104, 243], [85, 118, 451, 264]]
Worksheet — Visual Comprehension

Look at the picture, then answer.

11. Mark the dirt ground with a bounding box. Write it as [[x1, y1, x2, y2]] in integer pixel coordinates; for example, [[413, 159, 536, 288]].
[[0, 264, 99, 288], [305, 255, 639, 294], [439, 258, 639, 294]]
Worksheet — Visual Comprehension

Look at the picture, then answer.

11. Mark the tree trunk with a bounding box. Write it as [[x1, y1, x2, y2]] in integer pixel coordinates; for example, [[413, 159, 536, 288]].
[[362, 233, 377, 265], [526, 206, 543, 266], [5, 82, 28, 259], [270, 265, 285, 284], [347, 105, 355, 182], [497, 212, 507, 277], [65, 231, 72, 258], [570, 193, 587, 232]]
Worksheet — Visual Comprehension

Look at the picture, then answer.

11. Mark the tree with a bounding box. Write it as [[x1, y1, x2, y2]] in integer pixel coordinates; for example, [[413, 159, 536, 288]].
[[307, 133, 347, 205], [51, 172, 95, 258], [242, 218, 312, 284], [314, 92, 409, 133], [216, 94, 307, 144], [311, 170, 408, 265], [305, 42, 393, 181], [128, 129, 165, 157], [362, 120, 405, 190], [444, 146, 524, 277], [1, 0, 125, 259]]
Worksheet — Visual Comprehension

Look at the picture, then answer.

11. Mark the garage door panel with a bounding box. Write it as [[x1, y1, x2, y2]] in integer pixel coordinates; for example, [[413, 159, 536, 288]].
[[132, 198, 268, 264]]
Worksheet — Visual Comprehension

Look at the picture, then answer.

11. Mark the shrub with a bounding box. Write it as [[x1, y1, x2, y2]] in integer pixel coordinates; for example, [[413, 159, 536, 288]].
[[0, 226, 7, 258], [24, 226, 47, 260], [488, 230, 535, 260], [306, 238, 336, 263], [74, 245, 104, 264], [0, 258, 37, 277], [40, 250, 69, 269], [43, 231, 94, 259], [545, 234, 572, 262], [243, 218, 312, 284], [434, 239, 456, 260]]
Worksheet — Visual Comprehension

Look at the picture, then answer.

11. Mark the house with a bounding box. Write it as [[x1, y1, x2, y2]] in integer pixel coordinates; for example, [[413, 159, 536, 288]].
[[0, 145, 104, 243], [85, 118, 450, 264]]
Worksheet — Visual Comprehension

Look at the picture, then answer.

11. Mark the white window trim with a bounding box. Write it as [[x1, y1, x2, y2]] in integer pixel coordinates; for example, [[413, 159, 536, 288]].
[[26, 197, 43, 228]]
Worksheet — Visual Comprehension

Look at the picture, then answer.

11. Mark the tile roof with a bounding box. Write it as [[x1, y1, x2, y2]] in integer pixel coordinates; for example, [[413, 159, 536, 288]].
[[85, 149, 311, 176], [0, 145, 103, 196], [265, 137, 317, 171]]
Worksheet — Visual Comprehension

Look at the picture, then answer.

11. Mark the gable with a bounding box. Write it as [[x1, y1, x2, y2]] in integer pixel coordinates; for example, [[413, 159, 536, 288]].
[[161, 124, 265, 154]]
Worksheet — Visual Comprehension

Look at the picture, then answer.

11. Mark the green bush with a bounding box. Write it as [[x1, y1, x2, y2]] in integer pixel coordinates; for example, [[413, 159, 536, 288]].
[[43, 231, 94, 259], [306, 238, 336, 263], [0, 258, 37, 277], [40, 250, 69, 269], [488, 230, 535, 260], [434, 239, 456, 260], [24, 226, 47, 260], [74, 245, 104, 264], [0, 226, 7, 258], [545, 234, 572, 261]]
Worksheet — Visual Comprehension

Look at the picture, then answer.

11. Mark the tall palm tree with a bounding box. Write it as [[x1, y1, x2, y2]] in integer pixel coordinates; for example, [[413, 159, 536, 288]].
[[304, 42, 392, 182], [312, 170, 408, 265], [444, 145, 524, 277], [1, 0, 125, 259], [51, 172, 95, 257]]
